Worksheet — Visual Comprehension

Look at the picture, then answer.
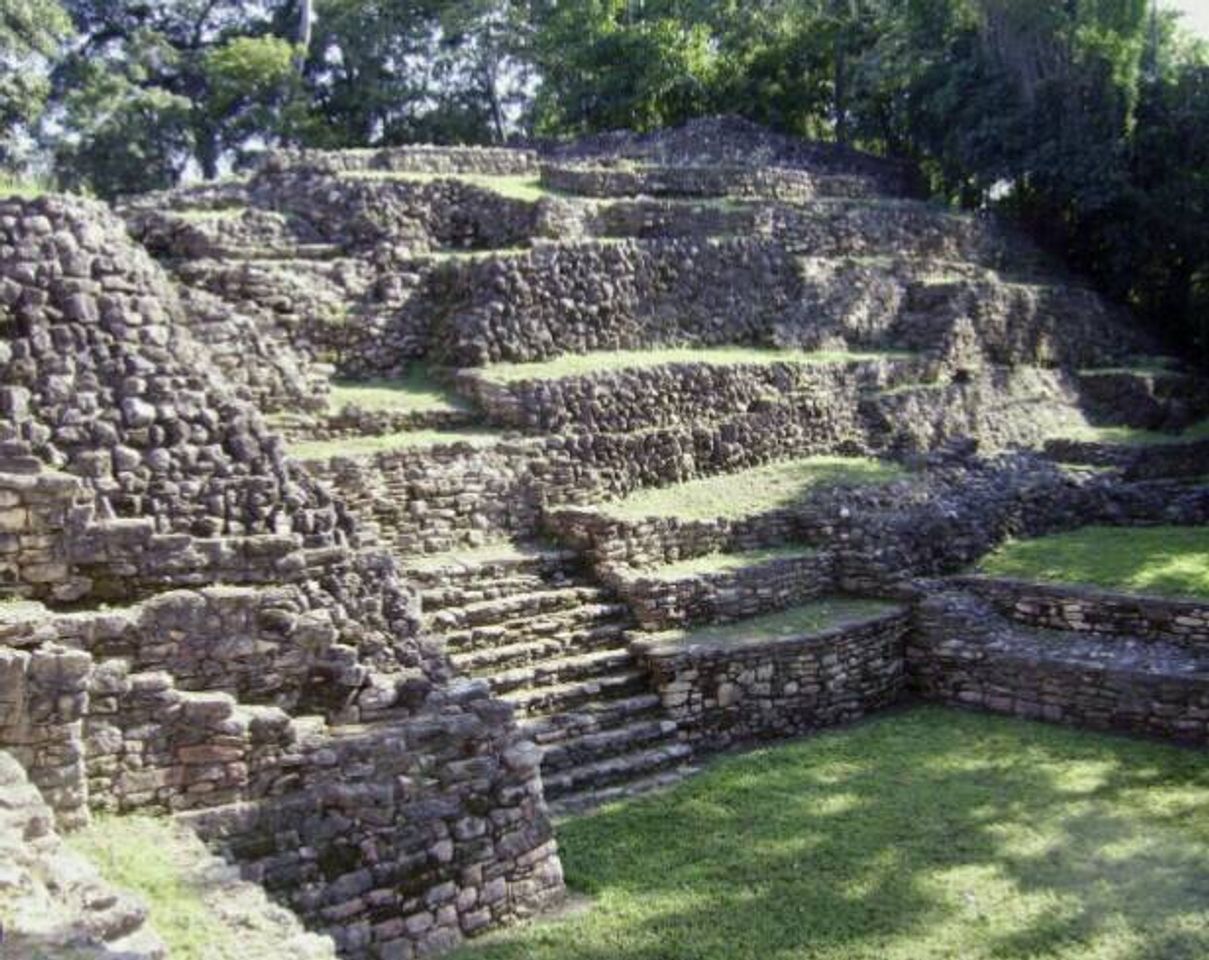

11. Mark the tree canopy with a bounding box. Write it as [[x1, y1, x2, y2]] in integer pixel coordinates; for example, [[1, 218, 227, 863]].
[[3, 0, 1207, 359]]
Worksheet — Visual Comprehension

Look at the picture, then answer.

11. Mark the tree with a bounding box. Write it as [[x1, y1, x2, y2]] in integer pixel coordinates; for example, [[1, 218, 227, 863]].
[[49, 1, 298, 194], [0, 0, 72, 170]]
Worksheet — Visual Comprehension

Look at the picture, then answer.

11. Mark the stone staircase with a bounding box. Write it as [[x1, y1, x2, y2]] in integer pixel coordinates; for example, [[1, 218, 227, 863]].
[[402, 542, 696, 814]]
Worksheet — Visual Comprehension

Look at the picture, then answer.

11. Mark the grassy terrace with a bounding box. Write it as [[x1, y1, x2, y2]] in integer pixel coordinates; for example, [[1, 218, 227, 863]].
[[69, 817, 290, 960], [480, 347, 913, 385], [977, 525, 1209, 601], [455, 706, 1209, 960], [340, 170, 551, 202], [646, 598, 897, 646], [1057, 419, 1209, 447], [597, 456, 907, 522], [629, 545, 819, 581], [327, 368, 467, 415], [287, 427, 500, 460]]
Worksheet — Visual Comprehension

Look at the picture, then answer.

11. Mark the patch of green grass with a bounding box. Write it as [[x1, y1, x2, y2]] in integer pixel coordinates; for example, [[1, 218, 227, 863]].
[[0, 174, 50, 199], [327, 368, 467, 415], [341, 171, 551, 202], [400, 541, 553, 572], [977, 525, 1209, 600], [169, 207, 246, 221], [632, 545, 819, 581], [454, 706, 1209, 960], [598, 456, 907, 522], [288, 427, 500, 460], [648, 597, 899, 646], [480, 347, 912, 385], [1078, 357, 1179, 378], [68, 817, 243, 959], [1058, 420, 1209, 447]]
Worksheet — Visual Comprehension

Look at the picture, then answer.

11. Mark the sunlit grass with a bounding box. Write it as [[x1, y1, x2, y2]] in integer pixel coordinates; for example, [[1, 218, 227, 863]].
[[480, 347, 912, 384], [327, 367, 467, 415], [0, 175, 50, 199], [644, 598, 899, 645], [630, 545, 819, 581], [288, 427, 500, 460], [68, 818, 245, 959], [340, 170, 551, 202], [1056, 419, 1209, 446], [977, 525, 1209, 600], [454, 706, 1209, 960], [596, 456, 907, 522]]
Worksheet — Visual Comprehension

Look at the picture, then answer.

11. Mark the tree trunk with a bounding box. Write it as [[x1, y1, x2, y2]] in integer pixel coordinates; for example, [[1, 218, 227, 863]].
[[296, 0, 314, 72]]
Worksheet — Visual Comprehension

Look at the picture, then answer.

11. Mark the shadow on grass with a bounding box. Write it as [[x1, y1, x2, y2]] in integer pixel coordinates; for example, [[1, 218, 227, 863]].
[[457, 706, 1209, 960]]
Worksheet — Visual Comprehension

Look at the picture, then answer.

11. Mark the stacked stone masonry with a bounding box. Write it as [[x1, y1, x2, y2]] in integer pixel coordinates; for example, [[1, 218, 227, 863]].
[[3, 119, 1208, 960]]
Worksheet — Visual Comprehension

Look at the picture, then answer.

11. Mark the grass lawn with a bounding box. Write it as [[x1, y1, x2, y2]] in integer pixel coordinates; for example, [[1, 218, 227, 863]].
[[288, 427, 500, 460], [1058, 419, 1209, 446], [455, 706, 1209, 960], [68, 816, 331, 960], [646, 598, 899, 646], [340, 170, 550, 201], [977, 525, 1209, 600], [598, 457, 907, 522], [630, 545, 819, 581], [0, 175, 49, 199], [479, 347, 911, 385], [327, 367, 467, 415]]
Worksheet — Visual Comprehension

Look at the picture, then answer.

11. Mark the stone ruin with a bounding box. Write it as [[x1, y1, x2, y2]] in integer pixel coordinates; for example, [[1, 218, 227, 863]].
[[1, 115, 1207, 958]]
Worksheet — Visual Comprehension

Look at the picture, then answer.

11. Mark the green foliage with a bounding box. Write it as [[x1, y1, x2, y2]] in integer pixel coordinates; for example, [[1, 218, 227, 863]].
[[453, 706, 1209, 960], [978, 525, 1209, 599], [0, 0, 72, 169]]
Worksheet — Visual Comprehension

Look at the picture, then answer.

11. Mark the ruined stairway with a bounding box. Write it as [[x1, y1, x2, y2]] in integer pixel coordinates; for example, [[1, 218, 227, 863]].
[[405, 541, 697, 813]]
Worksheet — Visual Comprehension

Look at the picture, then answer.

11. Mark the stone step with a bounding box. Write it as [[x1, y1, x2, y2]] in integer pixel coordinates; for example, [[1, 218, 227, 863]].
[[427, 586, 609, 632], [441, 602, 633, 653], [419, 573, 569, 613], [519, 693, 666, 746], [449, 621, 630, 675], [486, 648, 636, 695], [548, 764, 700, 817], [539, 717, 681, 774], [501, 670, 651, 718], [402, 543, 580, 597], [541, 741, 695, 800]]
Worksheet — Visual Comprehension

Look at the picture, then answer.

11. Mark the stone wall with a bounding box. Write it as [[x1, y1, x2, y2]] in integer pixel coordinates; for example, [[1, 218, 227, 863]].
[[605, 550, 835, 631], [542, 116, 917, 193], [180, 692, 563, 960], [455, 357, 909, 436], [260, 146, 540, 177], [1044, 437, 1209, 479], [947, 575, 1209, 655], [539, 163, 881, 200], [632, 607, 909, 751], [908, 588, 1209, 744], [428, 238, 803, 366], [0, 196, 344, 539]]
